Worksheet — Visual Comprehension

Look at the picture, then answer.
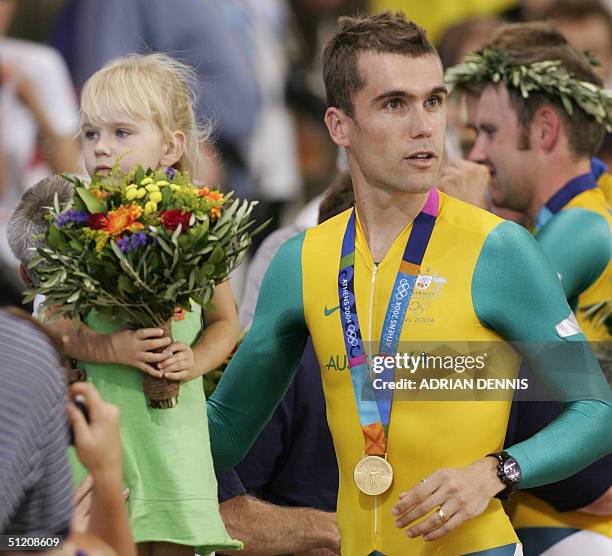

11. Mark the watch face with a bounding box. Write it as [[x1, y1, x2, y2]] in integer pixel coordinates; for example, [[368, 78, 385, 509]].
[[503, 459, 521, 483]]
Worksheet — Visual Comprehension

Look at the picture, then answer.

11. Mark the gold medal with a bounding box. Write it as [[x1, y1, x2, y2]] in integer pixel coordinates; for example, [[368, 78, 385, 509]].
[[354, 455, 394, 495]]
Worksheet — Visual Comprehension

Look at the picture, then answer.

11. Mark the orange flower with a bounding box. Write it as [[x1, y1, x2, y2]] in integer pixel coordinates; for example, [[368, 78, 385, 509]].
[[198, 187, 224, 202], [210, 207, 221, 220], [91, 189, 109, 200], [100, 204, 144, 236], [173, 307, 186, 321]]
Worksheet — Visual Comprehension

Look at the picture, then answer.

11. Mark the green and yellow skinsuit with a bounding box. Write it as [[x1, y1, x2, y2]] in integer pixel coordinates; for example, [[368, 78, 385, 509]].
[[208, 191, 612, 555]]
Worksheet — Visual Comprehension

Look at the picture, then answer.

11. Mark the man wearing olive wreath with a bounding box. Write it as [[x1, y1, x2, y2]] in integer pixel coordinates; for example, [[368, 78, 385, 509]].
[[446, 22, 612, 555], [206, 12, 612, 555]]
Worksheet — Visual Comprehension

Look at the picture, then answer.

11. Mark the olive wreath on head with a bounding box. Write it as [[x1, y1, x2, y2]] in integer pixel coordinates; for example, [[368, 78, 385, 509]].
[[445, 48, 612, 132]]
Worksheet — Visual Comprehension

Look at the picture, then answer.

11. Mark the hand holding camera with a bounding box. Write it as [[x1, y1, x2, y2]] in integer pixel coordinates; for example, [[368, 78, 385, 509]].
[[67, 382, 123, 486]]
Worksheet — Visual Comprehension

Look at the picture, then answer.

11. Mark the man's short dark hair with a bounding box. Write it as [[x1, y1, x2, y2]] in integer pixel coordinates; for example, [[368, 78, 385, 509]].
[[322, 11, 437, 118], [487, 22, 605, 157]]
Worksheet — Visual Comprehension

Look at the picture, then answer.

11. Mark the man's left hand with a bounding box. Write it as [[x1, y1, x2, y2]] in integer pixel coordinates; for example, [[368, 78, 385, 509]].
[[392, 457, 504, 541]]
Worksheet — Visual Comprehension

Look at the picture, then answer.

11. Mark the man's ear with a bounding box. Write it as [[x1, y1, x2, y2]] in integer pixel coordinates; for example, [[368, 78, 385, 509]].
[[19, 263, 31, 286], [324, 107, 352, 148], [533, 106, 561, 152], [160, 130, 187, 167]]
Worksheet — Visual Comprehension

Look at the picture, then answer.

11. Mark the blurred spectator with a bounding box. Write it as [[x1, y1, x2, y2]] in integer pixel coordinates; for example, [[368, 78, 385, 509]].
[[286, 0, 360, 208], [0, 0, 79, 305], [51, 0, 260, 199], [222, 0, 301, 248], [542, 0, 612, 86], [436, 17, 503, 159], [542, 0, 612, 166], [369, 0, 514, 42], [501, 0, 556, 22], [0, 308, 135, 556], [6, 0, 65, 43]]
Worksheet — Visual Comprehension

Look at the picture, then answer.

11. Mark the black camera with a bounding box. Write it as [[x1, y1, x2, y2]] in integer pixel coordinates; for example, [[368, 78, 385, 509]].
[[68, 395, 90, 445]]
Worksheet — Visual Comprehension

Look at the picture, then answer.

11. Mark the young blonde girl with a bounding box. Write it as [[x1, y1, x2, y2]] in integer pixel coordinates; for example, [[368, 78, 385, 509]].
[[55, 54, 242, 556]]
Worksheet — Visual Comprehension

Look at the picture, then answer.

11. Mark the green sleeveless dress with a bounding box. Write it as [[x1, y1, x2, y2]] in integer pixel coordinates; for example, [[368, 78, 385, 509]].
[[69, 304, 241, 553]]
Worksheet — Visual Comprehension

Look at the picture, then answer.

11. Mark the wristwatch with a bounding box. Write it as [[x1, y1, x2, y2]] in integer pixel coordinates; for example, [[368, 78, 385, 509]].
[[486, 451, 522, 499]]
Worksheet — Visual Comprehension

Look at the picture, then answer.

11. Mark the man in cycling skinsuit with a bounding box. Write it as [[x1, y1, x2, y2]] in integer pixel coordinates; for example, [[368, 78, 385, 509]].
[[448, 21, 612, 556], [207, 13, 612, 556]]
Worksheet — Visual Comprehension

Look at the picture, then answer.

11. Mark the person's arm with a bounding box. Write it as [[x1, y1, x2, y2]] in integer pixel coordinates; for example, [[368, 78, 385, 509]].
[[219, 495, 340, 556], [0, 62, 79, 173], [66, 382, 136, 556], [46, 316, 171, 377], [391, 221, 612, 540], [160, 280, 239, 381], [207, 232, 309, 470], [472, 221, 612, 486], [536, 208, 610, 301]]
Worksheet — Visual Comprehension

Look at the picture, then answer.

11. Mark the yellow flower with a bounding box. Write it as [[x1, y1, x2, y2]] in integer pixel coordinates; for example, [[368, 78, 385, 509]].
[[136, 188, 147, 199], [140, 177, 154, 186], [145, 184, 159, 192], [144, 201, 158, 215], [155, 180, 169, 187], [125, 188, 138, 201], [170, 184, 181, 192], [150, 191, 162, 203], [95, 232, 109, 254]]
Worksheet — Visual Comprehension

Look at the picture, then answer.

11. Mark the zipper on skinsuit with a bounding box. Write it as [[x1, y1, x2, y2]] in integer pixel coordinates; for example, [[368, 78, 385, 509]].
[[368, 263, 379, 535]]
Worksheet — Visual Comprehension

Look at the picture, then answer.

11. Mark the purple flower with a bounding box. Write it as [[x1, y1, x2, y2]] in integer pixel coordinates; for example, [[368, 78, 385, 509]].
[[117, 232, 149, 254], [165, 167, 177, 180], [56, 210, 90, 228], [131, 231, 148, 249], [117, 236, 131, 254]]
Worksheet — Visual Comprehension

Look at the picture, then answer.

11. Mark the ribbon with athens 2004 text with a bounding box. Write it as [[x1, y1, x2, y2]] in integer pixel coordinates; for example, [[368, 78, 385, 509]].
[[337, 188, 439, 457]]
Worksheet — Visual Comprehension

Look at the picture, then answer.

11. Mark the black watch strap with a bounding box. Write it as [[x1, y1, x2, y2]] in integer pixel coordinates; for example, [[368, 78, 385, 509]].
[[486, 451, 520, 500]]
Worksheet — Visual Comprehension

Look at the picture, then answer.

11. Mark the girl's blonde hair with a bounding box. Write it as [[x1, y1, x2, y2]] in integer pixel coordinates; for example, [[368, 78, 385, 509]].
[[80, 53, 209, 179]]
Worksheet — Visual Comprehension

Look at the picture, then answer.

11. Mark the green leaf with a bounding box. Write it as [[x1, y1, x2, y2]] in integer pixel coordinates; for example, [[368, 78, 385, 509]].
[[188, 268, 197, 291], [171, 224, 182, 247], [72, 195, 87, 212], [44, 271, 64, 288], [156, 236, 173, 256], [207, 244, 224, 265], [163, 279, 186, 300], [118, 274, 136, 293], [560, 95, 574, 115], [135, 166, 145, 184], [47, 225, 69, 252], [67, 291, 80, 303], [76, 187, 106, 213], [53, 192, 61, 214], [199, 264, 215, 281]]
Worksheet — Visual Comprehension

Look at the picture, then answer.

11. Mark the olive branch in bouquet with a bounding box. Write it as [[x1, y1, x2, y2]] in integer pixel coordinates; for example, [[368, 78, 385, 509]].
[[24, 166, 264, 328]]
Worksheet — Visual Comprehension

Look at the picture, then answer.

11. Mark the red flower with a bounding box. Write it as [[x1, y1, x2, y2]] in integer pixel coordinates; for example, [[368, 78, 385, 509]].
[[161, 209, 192, 232], [88, 213, 106, 230]]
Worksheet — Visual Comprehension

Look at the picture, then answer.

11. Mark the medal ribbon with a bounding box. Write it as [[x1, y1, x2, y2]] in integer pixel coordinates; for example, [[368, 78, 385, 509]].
[[534, 172, 597, 232], [338, 189, 439, 456]]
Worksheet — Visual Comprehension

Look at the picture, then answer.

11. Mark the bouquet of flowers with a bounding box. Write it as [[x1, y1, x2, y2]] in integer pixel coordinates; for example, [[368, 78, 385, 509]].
[[25, 165, 260, 408]]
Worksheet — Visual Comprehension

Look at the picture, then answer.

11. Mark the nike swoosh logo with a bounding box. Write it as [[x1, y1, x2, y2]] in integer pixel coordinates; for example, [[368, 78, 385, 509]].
[[324, 304, 340, 317]]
